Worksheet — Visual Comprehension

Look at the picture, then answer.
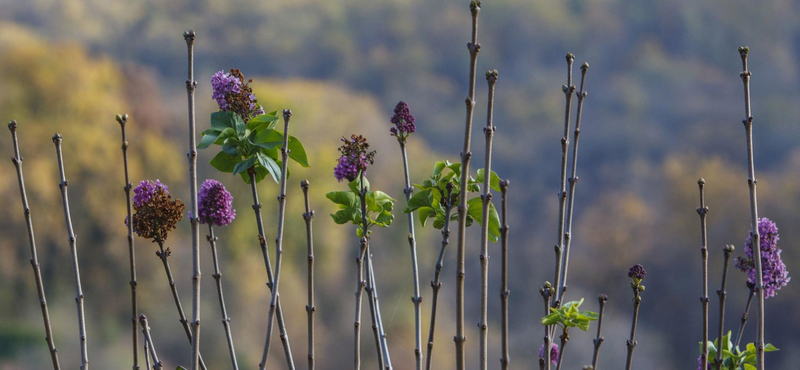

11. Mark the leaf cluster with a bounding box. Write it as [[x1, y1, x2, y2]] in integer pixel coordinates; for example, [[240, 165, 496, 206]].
[[701, 331, 778, 370], [199, 111, 310, 184], [404, 160, 502, 241], [326, 175, 396, 237], [540, 298, 599, 331]]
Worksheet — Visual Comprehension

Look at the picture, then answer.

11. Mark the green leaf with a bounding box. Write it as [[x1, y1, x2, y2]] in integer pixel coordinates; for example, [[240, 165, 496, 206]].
[[743, 364, 756, 370], [326, 191, 358, 208], [197, 130, 219, 149], [447, 162, 462, 176], [418, 207, 434, 227], [349, 175, 370, 193], [233, 156, 257, 175], [247, 111, 279, 132], [288, 135, 310, 167], [331, 208, 360, 225], [433, 161, 447, 176], [209, 151, 240, 173], [540, 312, 560, 326], [467, 197, 501, 242], [256, 152, 281, 183], [373, 210, 394, 227], [214, 127, 237, 145], [476, 169, 502, 192], [405, 189, 435, 213], [254, 129, 284, 150], [764, 344, 779, 352], [211, 111, 241, 131], [239, 165, 268, 184]]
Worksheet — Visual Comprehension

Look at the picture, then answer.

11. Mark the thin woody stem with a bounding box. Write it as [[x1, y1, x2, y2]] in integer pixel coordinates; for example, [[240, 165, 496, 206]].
[[738, 46, 765, 370], [715, 245, 735, 370], [560, 61, 589, 301], [398, 139, 422, 370], [625, 287, 642, 370], [301, 180, 316, 370], [53, 134, 89, 370], [355, 169, 369, 370], [499, 180, 510, 370], [248, 169, 295, 369], [8, 121, 61, 370], [455, 3, 481, 369], [555, 327, 569, 370], [155, 241, 208, 370], [552, 52, 576, 310], [183, 30, 202, 370], [207, 224, 239, 370], [139, 315, 162, 370], [590, 294, 608, 370], [116, 114, 139, 370], [734, 284, 755, 348], [369, 251, 393, 370], [478, 69, 498, 370], [697, 179, 710, 370], [366, 247, 386, 370], [538, 282, 554, 370], [260, 109, 293, 368], [424, 184, 453, 370], [144, 338, 151, 370]]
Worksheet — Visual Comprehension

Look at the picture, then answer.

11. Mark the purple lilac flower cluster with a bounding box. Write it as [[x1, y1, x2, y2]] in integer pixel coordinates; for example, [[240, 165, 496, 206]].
[[628, 264, 647, 281], [197, 179, 236, 227], [735, 217, 790, 298], [390, 101, 416, 139], [211, 69, 265, 121], [133, 179, 168, 208], [696, 355, 712, 370], [334, 134, 376, 182], [538, 343, 559, 365]]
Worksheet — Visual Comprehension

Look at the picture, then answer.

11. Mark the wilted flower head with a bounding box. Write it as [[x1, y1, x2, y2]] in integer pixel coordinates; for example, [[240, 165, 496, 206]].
[[198, 179, 236, 227], [131, 180, 185, 243], [628, 264, 647, 281], [735, 217, 790, 298], [211, 69, 265, 121], [390, 101, 416, 139], [538, 343, 559, 365], [334, 134, 376, 182]]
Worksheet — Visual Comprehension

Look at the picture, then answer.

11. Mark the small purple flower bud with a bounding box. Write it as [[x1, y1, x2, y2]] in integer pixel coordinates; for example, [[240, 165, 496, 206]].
[[390, 101, 416, 139], [628, 264, 647, 281], [538, 344, 559, 364]]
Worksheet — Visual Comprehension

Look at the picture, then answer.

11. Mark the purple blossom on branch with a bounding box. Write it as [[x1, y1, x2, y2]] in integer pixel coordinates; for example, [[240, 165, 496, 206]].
[[334, 134, 376, 182], [210, 69, 265, 121], [735, 217, 790, 298], [197, 179, 236, 227], [628, 264, 647, 281], [390, 101, 416, 139], [696, 355, 712, 370], [538, 343, 559, 365], [133, 179, 168, 208]]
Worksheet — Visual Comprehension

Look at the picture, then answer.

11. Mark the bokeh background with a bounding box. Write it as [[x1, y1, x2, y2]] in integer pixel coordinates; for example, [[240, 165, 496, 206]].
[[0, 0, 798, 369]]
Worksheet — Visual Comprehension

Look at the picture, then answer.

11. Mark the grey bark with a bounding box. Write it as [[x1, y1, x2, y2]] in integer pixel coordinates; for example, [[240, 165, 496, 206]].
[[590, 294, 607, 370], [424, 184, 453, 370], [499, 180, 510, 370], [715, 245, 735, 370], [302, 180, 316, 370], [398, 139, 422, 370], [139, 315, 162, 370], [697, 179, 710, 370], [207, 224, 239, 370]]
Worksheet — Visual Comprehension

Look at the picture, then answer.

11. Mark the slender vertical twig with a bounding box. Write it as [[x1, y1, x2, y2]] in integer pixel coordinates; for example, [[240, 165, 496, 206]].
[[369, 251, 393, 370], [734, 284, 755, 348], [52, 134, 89, 370], [398, 133, 422, 370], [552, 53, 576, 309], [715, 245, 735, 370], [183, 30, 202, 370], [144, 338, 151, 370], [302, 180, 316, 370], [8, 121, 61, 370], [116, 114, 140, 370], [248, 168, 296, 369], [354, 234, 368, 370], [737, 46, 765, 370], [697, 178, 710, 370], [365, 249, 386, 370], [154, 241, 208, 370], [260, 109, 293, 368], [424, 184, 453, 370], [538, 282, 554, 370], [455, 3, 481, 368], [559, 62, 589, 301], [139, 315, 163, 370], [207, 224, 239, 370], [590, 294, 607, 370], [499, 180, 510, 370], [555, 327, 569, 370], [625, 287, 642, 370], [478, 69, 498, 370]]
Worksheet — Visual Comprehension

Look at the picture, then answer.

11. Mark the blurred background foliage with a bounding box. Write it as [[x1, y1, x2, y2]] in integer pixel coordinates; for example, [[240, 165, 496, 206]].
[[0, 0, 798, 369]]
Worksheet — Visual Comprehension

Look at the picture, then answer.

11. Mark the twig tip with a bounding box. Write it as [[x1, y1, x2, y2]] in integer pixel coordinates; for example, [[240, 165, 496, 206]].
[[7, 120, 17, 131]]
